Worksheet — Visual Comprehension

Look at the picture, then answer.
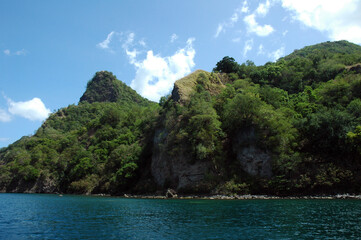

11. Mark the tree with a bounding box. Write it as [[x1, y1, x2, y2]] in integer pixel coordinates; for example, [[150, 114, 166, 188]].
[[213, 56, 240, 74]]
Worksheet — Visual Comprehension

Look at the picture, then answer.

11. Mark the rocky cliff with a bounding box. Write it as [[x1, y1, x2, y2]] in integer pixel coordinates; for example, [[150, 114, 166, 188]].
[[150, 70, 272, 193], [151, 127, 212, 192]]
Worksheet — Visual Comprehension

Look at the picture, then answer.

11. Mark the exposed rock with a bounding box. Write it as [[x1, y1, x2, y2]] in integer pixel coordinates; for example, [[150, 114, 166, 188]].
[[165, 188, 178, 198], [151, 128, 211, 192], [171, 70, 204, 103], [233, 128, 272, 177], [31, 175, 58, 193]]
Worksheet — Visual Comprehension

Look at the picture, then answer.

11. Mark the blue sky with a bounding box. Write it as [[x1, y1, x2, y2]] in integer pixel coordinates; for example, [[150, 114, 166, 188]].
[[1, 0, 361, 147]]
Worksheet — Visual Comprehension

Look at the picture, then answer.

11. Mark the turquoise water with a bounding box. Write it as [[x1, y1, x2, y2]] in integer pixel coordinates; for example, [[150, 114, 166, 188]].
[[0, 194, 360, 239]]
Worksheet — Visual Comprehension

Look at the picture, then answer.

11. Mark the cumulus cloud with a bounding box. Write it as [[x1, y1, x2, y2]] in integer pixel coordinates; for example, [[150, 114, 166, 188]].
[[97, 31, 116, 49], [269, 46, 285, 61], [256, 0, 271, 16], [0, 108, 11, 122], [128, 38, 196, 102], [243, 0, 275, 37], [241, 0, 249, 13], [3, 49, 10, 55], [243, 39, 254, 57], [125, 48, 139, 65], [281, 0, 361, 44], [244, 14, 274, 37], [7, 97, 51, 121], [97, 31, 196, 101], [170, 33, 178, 43]]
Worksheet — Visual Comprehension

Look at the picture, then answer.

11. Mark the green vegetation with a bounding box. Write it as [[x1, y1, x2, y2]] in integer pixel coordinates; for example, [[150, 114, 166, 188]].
[[209, 40, 361, 195], [80, 71, 148, 105], [1, 40, 361, 196], [0, 71, 159, 194]]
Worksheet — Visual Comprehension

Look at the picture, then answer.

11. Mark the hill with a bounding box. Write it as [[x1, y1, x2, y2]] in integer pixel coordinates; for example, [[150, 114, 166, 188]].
[[80, 71, 149, 105], [0, 72, 159, 194], [282, 40, 361, 61], [1, 40, 361, 196]]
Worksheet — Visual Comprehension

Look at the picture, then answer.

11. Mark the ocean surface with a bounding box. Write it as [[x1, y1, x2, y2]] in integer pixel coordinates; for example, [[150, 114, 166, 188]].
[[0, 194, 360, 239]]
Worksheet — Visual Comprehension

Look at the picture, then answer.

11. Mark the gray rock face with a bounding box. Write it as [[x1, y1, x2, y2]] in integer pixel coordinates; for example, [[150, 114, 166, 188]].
[[151, 128, 210, 191], [233, 128, 272, 177], [171, 84, 181, 103], [151, 126, 272, 193]]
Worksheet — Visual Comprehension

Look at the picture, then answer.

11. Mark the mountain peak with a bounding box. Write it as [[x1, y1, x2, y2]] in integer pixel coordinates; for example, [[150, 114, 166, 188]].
[[79, 71, 148, 104]]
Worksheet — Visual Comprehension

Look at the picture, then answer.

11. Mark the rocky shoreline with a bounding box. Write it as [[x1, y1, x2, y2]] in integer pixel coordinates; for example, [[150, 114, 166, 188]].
[[2, 190, 361, 200], [120, 193, 361, 200]]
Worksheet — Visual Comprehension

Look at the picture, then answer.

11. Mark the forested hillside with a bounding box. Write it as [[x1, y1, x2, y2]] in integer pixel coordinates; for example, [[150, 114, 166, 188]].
[[1, 40, 361, 196], [0, 72, 160, 194]]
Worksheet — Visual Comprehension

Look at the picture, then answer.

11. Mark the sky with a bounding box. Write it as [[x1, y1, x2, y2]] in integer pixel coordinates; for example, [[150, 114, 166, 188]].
[[1, 0, 361, 148]]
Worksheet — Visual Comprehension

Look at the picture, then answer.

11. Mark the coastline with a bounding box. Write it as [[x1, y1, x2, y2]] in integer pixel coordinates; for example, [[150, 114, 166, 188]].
[[120, 193, 361, 200], [2, 191, 361, 200]]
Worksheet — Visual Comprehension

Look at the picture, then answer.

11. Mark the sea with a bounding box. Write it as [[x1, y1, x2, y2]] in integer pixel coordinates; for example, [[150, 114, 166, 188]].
[[0, 193, 360, 239]]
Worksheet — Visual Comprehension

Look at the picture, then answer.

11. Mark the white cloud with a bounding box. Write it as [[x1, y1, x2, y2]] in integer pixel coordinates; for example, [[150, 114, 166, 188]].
[[281, 0, 361, 44], [282, 30, 288, 36], [232, 37, 242, 43], [123, 32, 135, 48], [215, 0, 276, 39], [214, 1, 247, 38], [125, 48, 140, 65], [258, 44, 265, 55], [255, 44, 286, 61], [230, 12, 239, 23], [139, 39, 146, 47], [243, 0, 275, 37], [14, 49, 27, 56], [97, 31, 115, 49], [0, 108, 11, 122], [128, 38, 196, 102], [244, 14, 274, 37], [0, 138, 9, 142], [241, 0, 249, 13], [243, 39, 254, 57], [98, 32, 145, 53], [7, 97, 51, 121], [98, 31, 196, 101], [3, 49, 27, 56], [269, 46, 285, 61], [214, 24, 224, 38], [256, 0, 271, 16], [170, 33, 178, 43]]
